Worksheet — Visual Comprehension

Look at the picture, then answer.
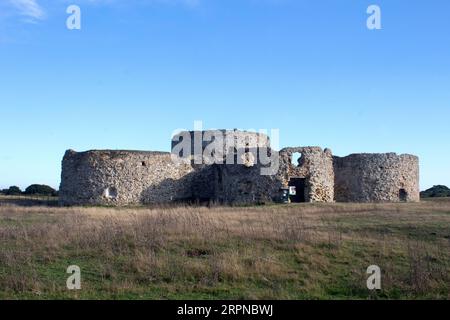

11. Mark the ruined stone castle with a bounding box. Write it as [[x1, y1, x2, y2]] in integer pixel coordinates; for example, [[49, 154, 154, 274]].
[[59, 130, 420, 206]]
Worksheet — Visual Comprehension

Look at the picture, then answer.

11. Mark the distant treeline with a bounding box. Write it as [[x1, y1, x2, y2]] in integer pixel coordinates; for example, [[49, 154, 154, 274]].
[[0, 184, 58, 197], [2, 184, 449, 199], [420, 185, 450, 198]]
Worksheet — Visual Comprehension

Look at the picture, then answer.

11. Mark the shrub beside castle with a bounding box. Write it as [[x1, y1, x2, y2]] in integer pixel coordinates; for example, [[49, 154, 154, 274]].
[[420, 185, 450, 198]]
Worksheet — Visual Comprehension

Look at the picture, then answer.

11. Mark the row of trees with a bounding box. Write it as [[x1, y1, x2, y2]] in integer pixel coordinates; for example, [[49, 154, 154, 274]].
[[0, 184, 58, 196]]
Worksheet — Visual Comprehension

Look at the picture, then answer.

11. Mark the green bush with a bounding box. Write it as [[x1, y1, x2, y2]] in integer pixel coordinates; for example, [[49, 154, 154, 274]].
[[420, 185, 450, 198], [24, 184, 57, 196], [2, 186, 23, 195]]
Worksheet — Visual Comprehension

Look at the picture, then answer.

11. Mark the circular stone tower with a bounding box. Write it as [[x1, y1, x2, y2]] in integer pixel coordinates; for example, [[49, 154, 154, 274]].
[[333, 153, 420, 202], [171, 129, 270, 161]]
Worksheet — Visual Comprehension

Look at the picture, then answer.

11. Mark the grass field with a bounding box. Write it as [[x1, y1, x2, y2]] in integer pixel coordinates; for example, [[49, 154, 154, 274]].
[[0, 197, 449, 300]]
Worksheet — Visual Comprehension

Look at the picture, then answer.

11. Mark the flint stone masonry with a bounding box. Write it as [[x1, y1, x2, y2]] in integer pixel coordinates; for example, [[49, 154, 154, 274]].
[[59, 150, 197, 206], [59, 130, 420, 206], [278, 147, 335, 202], [171, 130, 270, 161], [214, 147, 335, 204], [333, 153, 420, 202]]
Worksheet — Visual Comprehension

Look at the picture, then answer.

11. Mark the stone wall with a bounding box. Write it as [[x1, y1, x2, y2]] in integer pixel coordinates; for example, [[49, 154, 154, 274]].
[[214, 146, 335, 204], [333, 153, 420, 202], [59, 131, 420, 206], [170, 130, 271, 202], [278, 147, 335, 202], [171, 129, 270, 161], [213, 163, 283, 205], [59, 150, 197, 206]]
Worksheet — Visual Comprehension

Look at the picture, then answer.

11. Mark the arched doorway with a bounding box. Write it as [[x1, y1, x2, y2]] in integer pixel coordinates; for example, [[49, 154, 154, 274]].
[[399, 189, 408, 202]]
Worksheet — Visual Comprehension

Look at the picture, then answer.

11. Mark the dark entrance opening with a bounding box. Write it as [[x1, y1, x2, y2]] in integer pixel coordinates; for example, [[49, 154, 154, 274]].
[[399, 189, 408, 202], [288, 178, 306, 203]]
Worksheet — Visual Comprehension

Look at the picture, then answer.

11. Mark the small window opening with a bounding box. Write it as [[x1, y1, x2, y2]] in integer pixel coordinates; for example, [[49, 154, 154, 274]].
[[238, 180, 253, 194], [104, 187, 118, 199], [142, 161, 147, 167], [291, 152, 303, 167]]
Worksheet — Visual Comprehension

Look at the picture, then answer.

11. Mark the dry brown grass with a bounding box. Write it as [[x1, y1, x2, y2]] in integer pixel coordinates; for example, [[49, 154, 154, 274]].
[[0, 199, 449, 299]]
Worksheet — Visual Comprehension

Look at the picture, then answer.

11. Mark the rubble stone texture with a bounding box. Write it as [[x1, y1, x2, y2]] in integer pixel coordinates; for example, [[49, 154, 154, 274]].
[[59, 150, 196, 206], [333, 153, 420, 202], [59, 131, 420, 206], [278, 147, 335, 202]]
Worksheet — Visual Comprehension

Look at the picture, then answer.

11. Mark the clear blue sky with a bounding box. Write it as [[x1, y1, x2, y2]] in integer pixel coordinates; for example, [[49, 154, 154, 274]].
[[1, 0, 449, 191]]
